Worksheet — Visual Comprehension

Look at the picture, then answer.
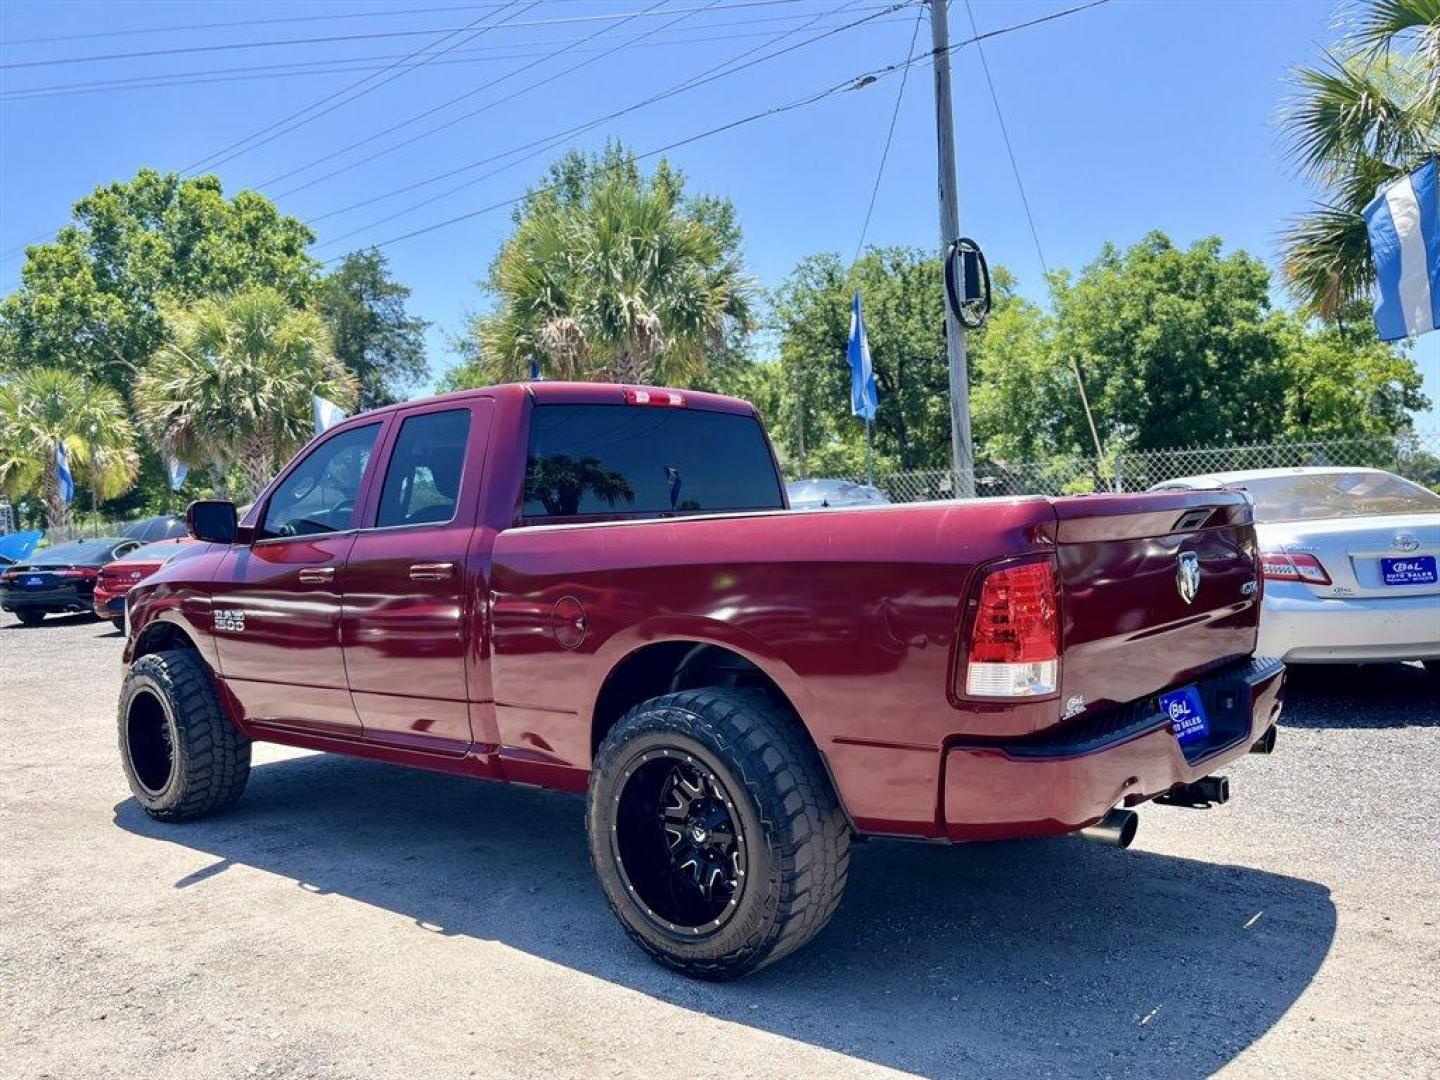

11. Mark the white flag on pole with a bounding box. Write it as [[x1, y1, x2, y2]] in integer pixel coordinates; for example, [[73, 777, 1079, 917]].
[[313, 395, 348, 434]]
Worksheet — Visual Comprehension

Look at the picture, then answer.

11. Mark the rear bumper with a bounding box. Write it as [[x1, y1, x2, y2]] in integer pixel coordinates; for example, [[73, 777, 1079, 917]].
[[942, 656, 1285, 841], [1257, 584, 1440, 663], [0, 586, 90, 613]]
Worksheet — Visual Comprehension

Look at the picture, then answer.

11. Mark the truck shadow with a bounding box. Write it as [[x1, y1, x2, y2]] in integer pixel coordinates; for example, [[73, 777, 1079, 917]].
[[114, 755, 1335, 1078], [1280, 662, 1438, 729]]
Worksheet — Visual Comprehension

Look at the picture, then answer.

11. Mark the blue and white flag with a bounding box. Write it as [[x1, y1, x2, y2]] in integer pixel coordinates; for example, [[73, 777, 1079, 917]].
[[313, 394, 348, 434], [847, 291, 879, 421], [1364, 158, 1440, 341], [55, 440, 74, 505], [164, 455, 189, 492]]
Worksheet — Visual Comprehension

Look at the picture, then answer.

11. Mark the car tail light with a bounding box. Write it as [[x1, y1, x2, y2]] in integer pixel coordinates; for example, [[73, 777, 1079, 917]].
[[53, 568, 97, 580], [1260, 549, 1331, 585], [964, 558, 1060, 697], [624, 388, 686, 407]]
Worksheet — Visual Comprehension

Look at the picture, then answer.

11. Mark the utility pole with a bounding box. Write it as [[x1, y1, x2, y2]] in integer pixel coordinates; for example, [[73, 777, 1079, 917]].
[[929, 0, 976, 498]]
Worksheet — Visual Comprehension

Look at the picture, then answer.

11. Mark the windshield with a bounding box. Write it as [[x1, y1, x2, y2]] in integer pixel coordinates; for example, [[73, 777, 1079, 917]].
[[1237, 472, 1440, 522]]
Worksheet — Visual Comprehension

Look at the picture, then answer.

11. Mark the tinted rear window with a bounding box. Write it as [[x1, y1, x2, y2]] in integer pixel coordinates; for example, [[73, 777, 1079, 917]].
[[32, 540, 126, 564], [523, 404, 783, 519], [1240, 472, 1440, 522]]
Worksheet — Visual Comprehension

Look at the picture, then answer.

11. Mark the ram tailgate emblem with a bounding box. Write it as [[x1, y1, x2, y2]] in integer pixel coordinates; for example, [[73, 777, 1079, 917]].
[[1176, 552, 1201, 605]]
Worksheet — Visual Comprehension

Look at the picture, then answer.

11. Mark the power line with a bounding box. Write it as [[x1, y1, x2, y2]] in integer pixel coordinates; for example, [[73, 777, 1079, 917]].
[[1, 3, 541, 47], [262, 0, 701, 194], [331, 0, 1108, 260], [310, 0, 879, 245], [0, 9, 901, 102], [181, 0, 541, 176], [960, 0, 1048, 277], [269, 0, 887, 200], [0, 0, 830, 70], [853, 4, 923, 262]]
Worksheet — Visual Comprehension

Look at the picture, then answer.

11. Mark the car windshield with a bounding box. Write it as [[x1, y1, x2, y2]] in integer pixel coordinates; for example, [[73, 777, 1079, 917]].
[[30, 540, 125, 564], [1236, 472, 1440, 522]]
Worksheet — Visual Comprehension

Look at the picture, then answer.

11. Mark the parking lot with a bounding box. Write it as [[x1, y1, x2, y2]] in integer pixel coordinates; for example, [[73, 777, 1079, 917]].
[[1, 616, 1436, 1080]]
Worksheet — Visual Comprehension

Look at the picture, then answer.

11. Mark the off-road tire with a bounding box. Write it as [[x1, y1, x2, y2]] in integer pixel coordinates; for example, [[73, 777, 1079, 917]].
[[15, 609, 45, 626], [118, 649, 251, 821], [587, 688, 850, 979]]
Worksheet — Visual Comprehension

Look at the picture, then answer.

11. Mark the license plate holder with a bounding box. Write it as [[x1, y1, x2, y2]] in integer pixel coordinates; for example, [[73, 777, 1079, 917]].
[[1161, 685, 1210, 747], [1381, 555, 1436, 586]]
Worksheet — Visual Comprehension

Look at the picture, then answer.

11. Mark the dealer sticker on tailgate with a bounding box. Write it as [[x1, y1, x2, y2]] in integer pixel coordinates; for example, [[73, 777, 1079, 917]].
[[1161, 685, 1209, 746], [1381, 555, 1437, 586]]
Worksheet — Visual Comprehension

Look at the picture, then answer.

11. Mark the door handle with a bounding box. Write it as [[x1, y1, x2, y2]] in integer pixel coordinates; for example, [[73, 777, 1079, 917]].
[[409, 562, 455, 581], [298, 566, 336, 584]]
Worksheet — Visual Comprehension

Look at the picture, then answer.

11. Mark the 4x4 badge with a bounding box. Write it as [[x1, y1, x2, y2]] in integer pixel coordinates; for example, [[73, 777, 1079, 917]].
[[1176, 552, 1201, 605]]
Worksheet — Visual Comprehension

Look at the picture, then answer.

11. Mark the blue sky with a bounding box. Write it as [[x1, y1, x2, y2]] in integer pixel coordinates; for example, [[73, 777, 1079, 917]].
[[1, 0, 1436, 432]]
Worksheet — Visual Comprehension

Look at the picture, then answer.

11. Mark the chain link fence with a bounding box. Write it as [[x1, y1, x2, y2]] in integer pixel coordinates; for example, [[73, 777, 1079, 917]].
[[826, 432, 1440, 503]]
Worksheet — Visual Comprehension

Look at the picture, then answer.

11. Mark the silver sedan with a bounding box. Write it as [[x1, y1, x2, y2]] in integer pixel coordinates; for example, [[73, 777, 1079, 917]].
[[1151, 467, 1440, 669]]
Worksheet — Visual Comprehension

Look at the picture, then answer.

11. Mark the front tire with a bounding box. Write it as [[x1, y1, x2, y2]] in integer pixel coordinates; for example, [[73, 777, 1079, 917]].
[[118, 649, 251, 821], [587, 688, 850, 979], [14, 609, 45, 626]]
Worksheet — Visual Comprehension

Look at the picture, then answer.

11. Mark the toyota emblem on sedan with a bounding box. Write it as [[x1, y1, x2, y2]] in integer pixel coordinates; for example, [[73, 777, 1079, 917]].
[[1176, 552, 1201, 604], [1393, 532, 1420, 552]]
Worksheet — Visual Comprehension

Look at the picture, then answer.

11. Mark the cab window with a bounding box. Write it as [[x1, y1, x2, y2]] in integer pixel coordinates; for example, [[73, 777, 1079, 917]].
[[261, 424, 380, 539], [376, 409, 472, 528]]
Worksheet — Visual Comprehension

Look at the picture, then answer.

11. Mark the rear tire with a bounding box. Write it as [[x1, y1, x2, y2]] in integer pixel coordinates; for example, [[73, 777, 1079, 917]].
[[118, 649, 251, 821], [587, 688, 850, 980], [110, 617, 126, 632], [15, 609, 45, 626]]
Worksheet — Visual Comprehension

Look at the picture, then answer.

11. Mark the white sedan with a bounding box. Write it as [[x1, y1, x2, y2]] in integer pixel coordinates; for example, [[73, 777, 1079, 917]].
[[1151, 467, 1439, 669]]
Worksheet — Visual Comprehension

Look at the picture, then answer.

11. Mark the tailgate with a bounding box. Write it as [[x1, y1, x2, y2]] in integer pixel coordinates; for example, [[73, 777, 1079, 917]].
[[1049, 490, 1260, 719]]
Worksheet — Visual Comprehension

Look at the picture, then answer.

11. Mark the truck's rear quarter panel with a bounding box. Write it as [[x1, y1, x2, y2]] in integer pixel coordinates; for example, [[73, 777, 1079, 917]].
[[490, 499, 1057, 835]]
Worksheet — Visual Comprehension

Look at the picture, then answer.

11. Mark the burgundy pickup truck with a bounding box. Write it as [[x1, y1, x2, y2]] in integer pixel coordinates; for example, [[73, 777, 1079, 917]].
[[118, 381, 1284, 978]]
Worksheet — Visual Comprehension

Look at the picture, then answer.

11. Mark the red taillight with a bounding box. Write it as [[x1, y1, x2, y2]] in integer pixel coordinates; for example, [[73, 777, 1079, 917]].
[[964, 559, 1060, 697], [1260, 549, 1331, 585], [624, 388, 686, 407]]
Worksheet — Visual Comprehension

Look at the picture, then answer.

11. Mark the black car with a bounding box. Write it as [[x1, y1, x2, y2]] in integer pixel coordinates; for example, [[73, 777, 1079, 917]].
[[0, 537, 143, 626]]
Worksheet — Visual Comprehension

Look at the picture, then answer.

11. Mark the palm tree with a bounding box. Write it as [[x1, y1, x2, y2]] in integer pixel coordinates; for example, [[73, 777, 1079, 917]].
[[0, 367, 139, 531], [134, 287, 358, 500], [1281, 0, 1440, 319], [476, 146, 754, 386]]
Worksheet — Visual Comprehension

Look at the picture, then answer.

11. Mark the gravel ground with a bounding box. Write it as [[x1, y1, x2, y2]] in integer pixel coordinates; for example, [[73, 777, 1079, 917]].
[[1, 615, 1436, 1080]]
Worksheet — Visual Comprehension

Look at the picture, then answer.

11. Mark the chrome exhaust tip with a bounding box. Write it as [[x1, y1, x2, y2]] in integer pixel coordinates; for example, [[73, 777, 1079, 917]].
[[1079, 807, 1138, 849]]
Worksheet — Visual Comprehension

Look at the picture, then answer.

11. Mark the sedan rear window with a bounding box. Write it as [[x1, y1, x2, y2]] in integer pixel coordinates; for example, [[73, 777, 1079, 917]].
[[523, 404, 784, 520], [1240, 471, 1440, 522]]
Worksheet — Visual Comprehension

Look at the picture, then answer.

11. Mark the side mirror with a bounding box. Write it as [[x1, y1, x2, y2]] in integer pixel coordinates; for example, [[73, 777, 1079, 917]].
[[186, 500, 238, 544]]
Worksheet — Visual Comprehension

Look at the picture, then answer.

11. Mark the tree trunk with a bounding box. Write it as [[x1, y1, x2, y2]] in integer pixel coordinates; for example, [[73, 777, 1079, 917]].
[[41, 460, 71, 535], [237, 436, 276, 501]]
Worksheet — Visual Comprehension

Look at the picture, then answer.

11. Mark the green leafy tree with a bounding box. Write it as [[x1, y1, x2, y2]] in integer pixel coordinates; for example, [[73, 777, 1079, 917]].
[[317, 249, 429, 409], [1274, 305, 1430, 436], [1280, 0, 1440, 318], [1044, 232, 1293, 451], [453, 144, 754, 388], [0, 170, 318, 393], [0, 368, 138, 531], [133, 288, 357, 499], [772, 247, 1029, 476]]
